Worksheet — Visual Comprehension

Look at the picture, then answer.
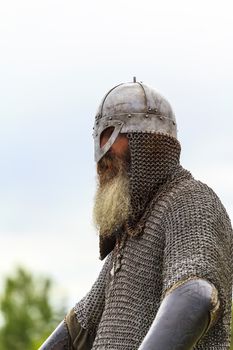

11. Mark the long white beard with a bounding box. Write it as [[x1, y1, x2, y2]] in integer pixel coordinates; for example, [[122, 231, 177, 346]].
[[93, 173, 131, 237]]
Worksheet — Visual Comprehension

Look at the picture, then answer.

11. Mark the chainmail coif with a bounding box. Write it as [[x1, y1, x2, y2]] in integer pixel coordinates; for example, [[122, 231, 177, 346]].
[[126, 132, 181, 236], [74, 133, 233, 349], [99, 132, 181, 258]]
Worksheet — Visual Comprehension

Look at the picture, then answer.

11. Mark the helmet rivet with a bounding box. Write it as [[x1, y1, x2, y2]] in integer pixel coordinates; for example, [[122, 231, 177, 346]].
[[118, 122, 121, 125], [145, 114, 149, 118], [105, 123, 108, 126], [128, 114, 131, 118], [109, 116, 112, 120], [173, 121, 176, 125], [159, 116, 163, 120], [148, 107, 152, 111], [155, 108, 158, 113]]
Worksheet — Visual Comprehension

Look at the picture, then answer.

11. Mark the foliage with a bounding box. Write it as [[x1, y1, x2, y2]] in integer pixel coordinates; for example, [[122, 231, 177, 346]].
[[0, 267, 66, 350]]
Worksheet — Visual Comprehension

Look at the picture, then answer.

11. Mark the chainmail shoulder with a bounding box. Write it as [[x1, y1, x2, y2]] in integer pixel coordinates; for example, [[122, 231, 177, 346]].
[[74, 253, 113, 336], [160, 176, 233, 349]]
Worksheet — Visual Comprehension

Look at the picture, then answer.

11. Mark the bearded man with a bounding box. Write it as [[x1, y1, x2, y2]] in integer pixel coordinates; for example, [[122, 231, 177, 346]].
[[39, 80, 233, 350]]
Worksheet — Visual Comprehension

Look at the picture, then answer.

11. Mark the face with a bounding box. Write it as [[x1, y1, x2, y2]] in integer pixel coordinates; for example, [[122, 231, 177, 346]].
[[97, 127, 130, 186], [100, 127, 129, 159], [93, 128, 131, 237]]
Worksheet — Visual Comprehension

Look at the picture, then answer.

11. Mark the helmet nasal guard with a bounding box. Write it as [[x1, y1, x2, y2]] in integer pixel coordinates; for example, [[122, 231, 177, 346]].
[[93, 80, 177, 162]]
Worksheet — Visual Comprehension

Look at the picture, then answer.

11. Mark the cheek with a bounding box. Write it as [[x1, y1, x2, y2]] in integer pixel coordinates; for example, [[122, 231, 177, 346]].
[[111, 137, 129, 155]]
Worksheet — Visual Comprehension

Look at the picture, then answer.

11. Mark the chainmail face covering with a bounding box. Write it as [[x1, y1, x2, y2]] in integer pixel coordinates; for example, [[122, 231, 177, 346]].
[[126, 132, 181, 235], [74, 133, 233, 350]]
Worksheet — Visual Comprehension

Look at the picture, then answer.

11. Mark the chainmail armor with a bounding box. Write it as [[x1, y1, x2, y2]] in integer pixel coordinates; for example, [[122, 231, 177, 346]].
[[75, 164, 233, 349], [75, 133, 232, 349], [74, 254, 113, 337], [126, 132, 181, 235]]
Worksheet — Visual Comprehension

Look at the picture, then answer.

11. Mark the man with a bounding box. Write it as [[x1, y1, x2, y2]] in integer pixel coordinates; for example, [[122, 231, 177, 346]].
[[39, 80, 233, 349]]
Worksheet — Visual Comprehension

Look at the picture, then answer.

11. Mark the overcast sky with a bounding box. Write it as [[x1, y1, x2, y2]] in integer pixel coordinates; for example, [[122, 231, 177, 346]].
[[0, 0, 232, 308]]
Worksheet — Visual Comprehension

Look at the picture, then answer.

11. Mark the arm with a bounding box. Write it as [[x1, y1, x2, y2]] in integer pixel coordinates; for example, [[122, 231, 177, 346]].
[[38, 310, 94, 350], [139, 278, 219, 350], [38, 321, 72, 350], [147, 181, 232, 349], [38, 253, 113, 350]]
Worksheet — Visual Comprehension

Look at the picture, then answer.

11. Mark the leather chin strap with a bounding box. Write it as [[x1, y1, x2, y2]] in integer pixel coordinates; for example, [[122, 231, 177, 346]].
[[38, 320, 72, 350], [138, 278, 219, 350]]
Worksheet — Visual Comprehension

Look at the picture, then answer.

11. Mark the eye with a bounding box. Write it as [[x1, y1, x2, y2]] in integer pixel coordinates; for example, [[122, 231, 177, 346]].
[[100, 127, 115, 148]]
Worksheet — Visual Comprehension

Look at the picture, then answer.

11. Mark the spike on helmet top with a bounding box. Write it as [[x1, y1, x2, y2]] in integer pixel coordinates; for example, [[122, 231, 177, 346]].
[[93, 79, 177, 162]]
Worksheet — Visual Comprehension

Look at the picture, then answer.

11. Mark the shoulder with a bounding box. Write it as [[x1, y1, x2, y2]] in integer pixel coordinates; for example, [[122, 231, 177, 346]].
[[163, 176, 232, 237], [149, 168, 232, 235], [168, 176, 227, 215]]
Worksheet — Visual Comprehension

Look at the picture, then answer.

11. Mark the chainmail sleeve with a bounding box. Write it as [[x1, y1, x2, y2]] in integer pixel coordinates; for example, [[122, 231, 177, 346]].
[[162, 178, 233, 348], [74, 252, 113, 337]]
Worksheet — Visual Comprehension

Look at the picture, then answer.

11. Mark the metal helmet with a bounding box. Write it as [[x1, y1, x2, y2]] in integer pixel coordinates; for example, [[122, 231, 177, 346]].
[[93, 79, 177, 162]]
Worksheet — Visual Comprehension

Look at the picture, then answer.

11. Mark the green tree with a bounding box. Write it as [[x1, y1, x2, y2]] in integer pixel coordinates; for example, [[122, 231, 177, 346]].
[[0, 267, 66, 350]]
